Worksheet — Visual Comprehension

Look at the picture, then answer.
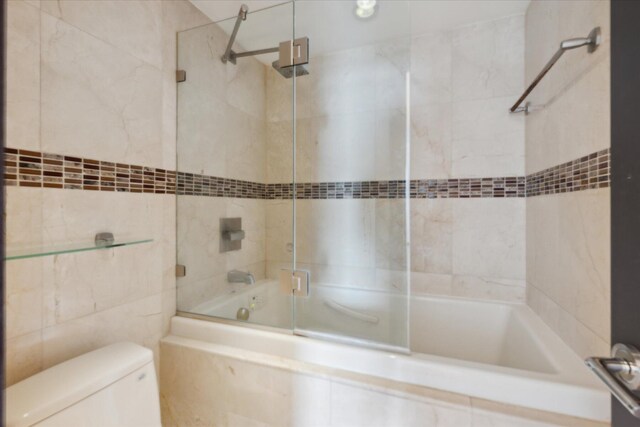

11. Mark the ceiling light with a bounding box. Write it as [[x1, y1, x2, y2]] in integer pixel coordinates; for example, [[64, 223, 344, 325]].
[[355, 0, 377, 19], [357, 0, 376, 9]]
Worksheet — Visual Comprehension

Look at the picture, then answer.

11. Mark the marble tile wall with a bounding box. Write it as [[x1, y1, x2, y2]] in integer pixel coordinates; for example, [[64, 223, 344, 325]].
[[175, 20, 268, 311], [176, 196, 266, 311], [411, 14, 526, 303], [266, 41, 409, 184], [524, 0, 611, 358], [264, 14, 526, 302], [4, 0, 211, 386], [177, 21, 266, 181], [410, 202, 527, 302]]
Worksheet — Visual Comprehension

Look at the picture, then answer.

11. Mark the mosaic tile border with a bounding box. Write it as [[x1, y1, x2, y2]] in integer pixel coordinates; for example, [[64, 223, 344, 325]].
[[177, 172, 265, 199], [526, 148, 610, 196], [3, 147, 609, 198], [267, 177, 525, 199], [4, 148, 176, 193]]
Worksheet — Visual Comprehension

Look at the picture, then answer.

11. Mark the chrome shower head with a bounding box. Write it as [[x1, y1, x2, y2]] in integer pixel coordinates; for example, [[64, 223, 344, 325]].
[[271, 60, 309, 79]]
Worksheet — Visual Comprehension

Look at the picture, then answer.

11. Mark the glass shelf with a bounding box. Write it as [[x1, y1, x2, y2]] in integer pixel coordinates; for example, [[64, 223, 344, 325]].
[[5, 238, 153, 261]]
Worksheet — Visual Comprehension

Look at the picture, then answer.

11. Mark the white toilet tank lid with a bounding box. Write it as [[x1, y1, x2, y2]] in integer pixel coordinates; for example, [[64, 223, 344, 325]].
[[6, 342, 154, 427]]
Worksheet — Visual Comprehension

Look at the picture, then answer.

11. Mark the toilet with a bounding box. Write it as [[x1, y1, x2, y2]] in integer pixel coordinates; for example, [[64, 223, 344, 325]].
[[6, 342, 162, 427]]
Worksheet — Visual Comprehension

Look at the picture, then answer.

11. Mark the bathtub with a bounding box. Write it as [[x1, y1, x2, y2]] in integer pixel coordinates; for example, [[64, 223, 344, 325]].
[[169, 281, 609, 422], [187, 280, 409, 351]]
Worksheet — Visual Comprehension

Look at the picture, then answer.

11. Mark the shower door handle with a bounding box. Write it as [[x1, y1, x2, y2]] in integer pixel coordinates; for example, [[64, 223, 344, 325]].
[[585, 343, 640, 418]]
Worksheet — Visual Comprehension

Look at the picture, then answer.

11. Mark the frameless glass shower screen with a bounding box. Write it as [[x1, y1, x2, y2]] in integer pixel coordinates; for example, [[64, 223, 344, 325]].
[[175, 3, 295, 330], [175, 0, 411, 352], [287, 1, 412, 351]]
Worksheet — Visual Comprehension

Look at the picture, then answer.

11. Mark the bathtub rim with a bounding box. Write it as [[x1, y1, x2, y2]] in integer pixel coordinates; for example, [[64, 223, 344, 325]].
[[167, 300, 610, 422], [177, 289, 601, 383], [178, 280, 533, 356], [176, 310, 412, 355]]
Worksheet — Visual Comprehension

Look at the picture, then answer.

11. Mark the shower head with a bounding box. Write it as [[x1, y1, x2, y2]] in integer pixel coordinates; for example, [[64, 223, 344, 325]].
[[271, 60, 309, 79]]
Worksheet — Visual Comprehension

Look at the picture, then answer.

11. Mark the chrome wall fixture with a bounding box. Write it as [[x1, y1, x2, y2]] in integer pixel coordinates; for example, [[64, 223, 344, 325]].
[[220, 217, 245, 253], [221, 4, 248, 64], [510, 27, 601, 113], [219, 4, 309, 78]]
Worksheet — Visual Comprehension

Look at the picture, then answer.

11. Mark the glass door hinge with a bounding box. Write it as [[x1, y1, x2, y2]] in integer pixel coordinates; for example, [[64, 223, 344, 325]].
[[279, 37, 309, 68], [279, 269, 310, 297]]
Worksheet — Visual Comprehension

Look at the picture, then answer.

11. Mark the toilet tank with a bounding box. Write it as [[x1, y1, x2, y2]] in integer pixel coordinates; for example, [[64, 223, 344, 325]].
[[6, 342, 162, 427]]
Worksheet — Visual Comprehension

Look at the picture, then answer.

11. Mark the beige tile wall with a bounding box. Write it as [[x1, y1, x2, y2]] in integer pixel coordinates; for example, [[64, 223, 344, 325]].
[[174, 13, 527, 313], [176, 196, 266, 311], [413, 15, 525, 303], [264, 14, 526, 302], [4, 0, 210, 386], [176, 21, 266, 181], [174, 21, 268, 311], [524, 0, 611, 358]]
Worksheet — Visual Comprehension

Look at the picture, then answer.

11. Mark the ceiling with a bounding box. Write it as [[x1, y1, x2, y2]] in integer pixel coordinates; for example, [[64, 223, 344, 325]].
[[190, 1, 285, 23], [189, 0, 531, 64]]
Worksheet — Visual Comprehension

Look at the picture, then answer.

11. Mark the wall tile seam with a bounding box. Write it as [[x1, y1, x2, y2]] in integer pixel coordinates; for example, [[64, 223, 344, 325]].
[[3, 146, 609, 199], [35, 3, 166, 73], [526, 281, 609, 343], [6, 288, 166, 342]]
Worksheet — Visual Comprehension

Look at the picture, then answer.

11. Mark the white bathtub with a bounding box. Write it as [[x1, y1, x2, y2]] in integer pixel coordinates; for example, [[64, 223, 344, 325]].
[[170, 281, 609, 422], [188, 280, 409, 350]]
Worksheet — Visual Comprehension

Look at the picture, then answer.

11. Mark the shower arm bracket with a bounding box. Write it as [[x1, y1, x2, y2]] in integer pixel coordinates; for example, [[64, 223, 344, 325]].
[[221, 4, 249, 64], [219, 4, 309, 70]]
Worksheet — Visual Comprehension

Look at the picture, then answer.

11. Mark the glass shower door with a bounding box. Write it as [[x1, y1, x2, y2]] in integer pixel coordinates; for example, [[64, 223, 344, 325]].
[[176, 3, 296, 330], [175, 0, 410, 351], [290, 1, 411, 351]]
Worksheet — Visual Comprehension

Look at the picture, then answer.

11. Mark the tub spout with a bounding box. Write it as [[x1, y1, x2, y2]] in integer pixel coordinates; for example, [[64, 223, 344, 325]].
[[227, 270, 255, 284]]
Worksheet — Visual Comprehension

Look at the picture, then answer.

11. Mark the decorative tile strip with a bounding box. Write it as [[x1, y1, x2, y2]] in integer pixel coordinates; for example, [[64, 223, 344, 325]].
[[265, 178, 524, 199], [266, 181, 409, 199], [526, 148, 610, 196], [3, 147, 609, 199], [176, 172, 266, 199], [410, 177, 525, 199], [4, 148, 176, 194]]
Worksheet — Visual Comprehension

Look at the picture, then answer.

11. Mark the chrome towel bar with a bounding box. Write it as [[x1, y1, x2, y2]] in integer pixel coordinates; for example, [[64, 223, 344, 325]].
[[510, 27, 601, 113]]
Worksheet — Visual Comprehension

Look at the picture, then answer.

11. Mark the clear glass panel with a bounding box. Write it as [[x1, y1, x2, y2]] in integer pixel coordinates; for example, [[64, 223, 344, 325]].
[[292, 1, 411, 351], [175, 3, 294, 329], [5, 237, 152, 261], [176, 0, 411, 350]]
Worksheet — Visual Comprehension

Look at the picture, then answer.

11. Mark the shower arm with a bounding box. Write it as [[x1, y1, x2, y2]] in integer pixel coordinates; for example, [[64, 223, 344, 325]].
[[510, 27, 601, 113], [232, 46, 279, 60], [221, 4, 249, 64], [220, 4, 281, 64]]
